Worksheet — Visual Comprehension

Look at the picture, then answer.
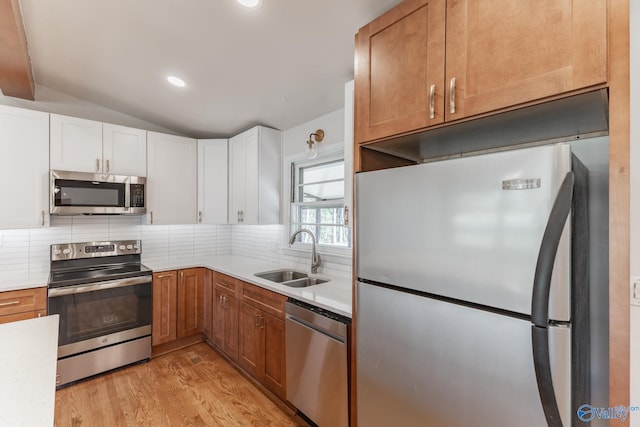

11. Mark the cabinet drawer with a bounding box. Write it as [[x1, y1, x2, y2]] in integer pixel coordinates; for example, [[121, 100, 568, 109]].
[[239, 281, 286, 319], [0, 310, 47, 325], [214, 273, 236, 293], [0, 288, 47, 317]]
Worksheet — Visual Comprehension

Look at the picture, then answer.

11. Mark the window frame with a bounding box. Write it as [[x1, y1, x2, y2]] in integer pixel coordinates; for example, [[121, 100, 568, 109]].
[[283, 144, 352, 260]]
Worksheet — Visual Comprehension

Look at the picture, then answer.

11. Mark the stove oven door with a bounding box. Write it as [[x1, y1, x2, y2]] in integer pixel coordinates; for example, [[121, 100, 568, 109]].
[[48, 276, 152, 357]]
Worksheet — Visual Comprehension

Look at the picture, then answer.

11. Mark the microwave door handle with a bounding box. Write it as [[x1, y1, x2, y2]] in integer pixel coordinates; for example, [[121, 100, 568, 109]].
[[125, 182, 131, 209]]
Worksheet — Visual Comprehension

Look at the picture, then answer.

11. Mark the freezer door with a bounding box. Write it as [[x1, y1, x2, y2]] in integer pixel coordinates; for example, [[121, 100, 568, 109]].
[[356, 143, 571, 320], [356, 282, 571, 427]]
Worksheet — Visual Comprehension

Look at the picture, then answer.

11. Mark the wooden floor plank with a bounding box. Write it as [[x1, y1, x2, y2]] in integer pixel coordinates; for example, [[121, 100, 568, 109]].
[[55, 343, 303, 427]]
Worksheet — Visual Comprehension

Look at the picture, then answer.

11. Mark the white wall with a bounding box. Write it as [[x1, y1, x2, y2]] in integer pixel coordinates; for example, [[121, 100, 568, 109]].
[[630, 1, 640, 424], [0, 85, 179, 135], [282, 108, 344, 158]]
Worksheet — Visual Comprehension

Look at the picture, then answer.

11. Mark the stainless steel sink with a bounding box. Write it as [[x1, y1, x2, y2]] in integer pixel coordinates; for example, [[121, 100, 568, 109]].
[[281, 276, 329, 288], [254, 269, 329, 287]]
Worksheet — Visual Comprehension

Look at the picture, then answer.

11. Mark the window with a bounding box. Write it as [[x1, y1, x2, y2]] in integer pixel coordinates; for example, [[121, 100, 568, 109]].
[[290, 155, 351, 249]]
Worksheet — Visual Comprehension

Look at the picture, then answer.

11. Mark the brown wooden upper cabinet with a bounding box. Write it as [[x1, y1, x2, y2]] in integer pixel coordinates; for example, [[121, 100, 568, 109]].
[[354, 0, 607, 144]]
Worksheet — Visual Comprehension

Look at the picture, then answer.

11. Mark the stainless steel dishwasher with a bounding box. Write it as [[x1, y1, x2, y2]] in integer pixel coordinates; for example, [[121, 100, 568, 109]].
[[285, 299, 350, 427]]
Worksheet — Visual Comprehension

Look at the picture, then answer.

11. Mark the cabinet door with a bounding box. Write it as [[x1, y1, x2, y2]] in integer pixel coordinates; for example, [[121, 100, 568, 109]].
[[50, 114, 103, 173], [354, 0, 446, 144], [0, 105, 49, 228], [152, 271, 177, 346], [445, 0, 607, 120], [223, 292, 239, 361], [263, 313, 286, 398], [212, 287, 226, 349], [238, 302, 263, 378], [202, 270, 213, 340], [177, 268, 203, 338], [147, 131, 197, 224], [197, 139, 228, 224], [241, 128, 260, 224], [103, 124, 147, 176], [228, 133, 246, 224]]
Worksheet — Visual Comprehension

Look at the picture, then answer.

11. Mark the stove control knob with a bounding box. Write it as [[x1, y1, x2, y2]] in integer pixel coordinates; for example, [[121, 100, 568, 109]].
[[119, 245, 126, 250], [53, 249, 62, 255], [62, 248, 71, 255], [126, 245, 134, 250]]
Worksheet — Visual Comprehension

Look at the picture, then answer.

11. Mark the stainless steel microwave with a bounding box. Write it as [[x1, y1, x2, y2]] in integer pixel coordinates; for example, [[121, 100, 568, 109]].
[[50, 170, 146, 215]]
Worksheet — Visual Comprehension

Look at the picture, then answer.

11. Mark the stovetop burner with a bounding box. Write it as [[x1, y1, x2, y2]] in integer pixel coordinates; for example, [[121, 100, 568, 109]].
[[48, 240, 152, 288], [49, 263, 152, 288]]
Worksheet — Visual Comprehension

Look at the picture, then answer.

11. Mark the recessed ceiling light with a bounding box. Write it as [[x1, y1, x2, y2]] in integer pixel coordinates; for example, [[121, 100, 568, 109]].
[[237, 0, 261, 7], [167, 76, 186, 87]]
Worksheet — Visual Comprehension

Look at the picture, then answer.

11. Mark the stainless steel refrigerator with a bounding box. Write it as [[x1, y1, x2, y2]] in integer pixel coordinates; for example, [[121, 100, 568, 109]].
[[355, 143, 606, 427]]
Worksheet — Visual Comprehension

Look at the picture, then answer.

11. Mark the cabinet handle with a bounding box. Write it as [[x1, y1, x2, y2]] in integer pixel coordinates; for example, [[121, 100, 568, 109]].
[[254, 313, 260, 327], [156, 273, 174, 278], [429, 84, 436, 119], [0, 300, 20, 307], [259, 315, 264, 329], [41, 210, 45, 226], [240, 210, 244, 223], [223, 295, 228, 309], [106, 159, 110, 173], [449, 77, 456, 114], [219, 295, 223, 306], [198, 211, 202, 223], [180, 271, 184, 283], [150, 211, 153, 224], [344, 206, 349, 226]]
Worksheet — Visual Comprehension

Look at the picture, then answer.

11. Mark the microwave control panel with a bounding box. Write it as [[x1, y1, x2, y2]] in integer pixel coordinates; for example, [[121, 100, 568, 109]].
[[130, 184, 145, 207]]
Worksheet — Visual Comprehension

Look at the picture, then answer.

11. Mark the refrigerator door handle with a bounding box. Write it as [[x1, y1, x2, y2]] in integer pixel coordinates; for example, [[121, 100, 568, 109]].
[[531, 171, 574, 327], [530, 171, 573, 427], [532, 326, 564, 427]]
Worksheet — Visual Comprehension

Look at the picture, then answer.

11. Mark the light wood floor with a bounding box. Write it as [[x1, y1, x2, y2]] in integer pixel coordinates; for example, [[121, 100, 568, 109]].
[[55, 343, 304, 426]]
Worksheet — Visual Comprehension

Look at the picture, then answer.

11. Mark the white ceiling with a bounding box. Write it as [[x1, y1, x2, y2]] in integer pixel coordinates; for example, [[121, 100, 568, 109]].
[[18, 0, 402, 138]]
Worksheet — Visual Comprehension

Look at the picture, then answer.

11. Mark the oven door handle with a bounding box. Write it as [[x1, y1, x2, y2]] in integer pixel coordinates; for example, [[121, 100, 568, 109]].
[[48, 276, 152, 297]]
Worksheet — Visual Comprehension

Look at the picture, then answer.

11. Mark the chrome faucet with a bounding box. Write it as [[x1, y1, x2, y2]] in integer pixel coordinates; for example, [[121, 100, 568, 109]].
[[289, 229, 321, 274]]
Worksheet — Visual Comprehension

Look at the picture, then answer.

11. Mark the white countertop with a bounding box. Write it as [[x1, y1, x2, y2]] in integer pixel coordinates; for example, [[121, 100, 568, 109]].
[[147, 255, 353, 318], [0, 315, 59, 427], [1, 255, 353, 318]]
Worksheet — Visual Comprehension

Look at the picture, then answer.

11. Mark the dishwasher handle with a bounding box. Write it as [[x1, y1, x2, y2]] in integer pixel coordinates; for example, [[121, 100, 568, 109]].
[[286, 314, 346, 344], [285, 300, 348, 341]]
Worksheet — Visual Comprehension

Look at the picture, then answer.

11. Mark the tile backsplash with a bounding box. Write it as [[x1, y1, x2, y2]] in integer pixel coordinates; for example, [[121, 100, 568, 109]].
[[0, 217, 350, 289]]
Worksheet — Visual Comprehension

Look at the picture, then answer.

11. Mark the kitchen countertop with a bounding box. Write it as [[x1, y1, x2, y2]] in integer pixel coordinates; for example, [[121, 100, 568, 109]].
[[148, 255, 352, 318], [0, 255, 353, 318], [0, 315, 59, 427]]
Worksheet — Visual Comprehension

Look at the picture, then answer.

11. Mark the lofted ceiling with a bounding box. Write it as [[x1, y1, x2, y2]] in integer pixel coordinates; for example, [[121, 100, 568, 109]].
[[11, 0, 402, 138]]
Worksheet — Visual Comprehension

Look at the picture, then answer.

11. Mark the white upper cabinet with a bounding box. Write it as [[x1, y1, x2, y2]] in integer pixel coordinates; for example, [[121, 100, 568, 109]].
[[0, 105, 50, 228], [50, 114, 147, 176], [50, 115, 102, 173], [102, 124, 147, 176], [197, 139, 228, 224], [228, 126, 281, 225], [147, 131, 197, 225]]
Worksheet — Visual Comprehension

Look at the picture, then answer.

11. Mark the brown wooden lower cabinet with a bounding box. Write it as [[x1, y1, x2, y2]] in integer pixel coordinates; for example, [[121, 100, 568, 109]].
[[237, 281, 287, 399], [0, 287, 47, 325], [177, 268, 204, 338], [152, 271, 178, 345], [211, 274, 239, 361], [152, 268, 204, 347], [161, 269, 288, 401]]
